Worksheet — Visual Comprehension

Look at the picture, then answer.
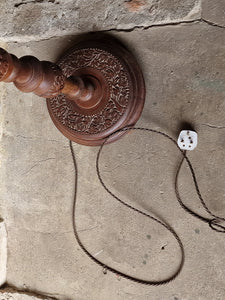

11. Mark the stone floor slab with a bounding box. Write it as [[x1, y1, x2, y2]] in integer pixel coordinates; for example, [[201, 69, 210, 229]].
[[1, 21, 225, 300], [202, 0, 225, 27]]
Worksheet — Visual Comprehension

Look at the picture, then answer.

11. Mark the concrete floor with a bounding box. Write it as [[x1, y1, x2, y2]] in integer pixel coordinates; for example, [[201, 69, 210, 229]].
[[1, 1, 225, 300]]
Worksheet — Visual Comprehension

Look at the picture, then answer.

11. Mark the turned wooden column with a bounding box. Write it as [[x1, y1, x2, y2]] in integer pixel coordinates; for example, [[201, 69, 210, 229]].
[[0, 48, 94, 104]]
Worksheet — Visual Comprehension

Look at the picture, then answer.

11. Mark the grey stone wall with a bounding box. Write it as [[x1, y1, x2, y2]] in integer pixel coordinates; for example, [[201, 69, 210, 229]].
[[1, 0, 201, 42]]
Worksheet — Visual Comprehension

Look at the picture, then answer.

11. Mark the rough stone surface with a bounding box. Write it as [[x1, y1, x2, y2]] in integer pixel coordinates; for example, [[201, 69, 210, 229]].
[[202, 0, 225, 27], [0, 21, 225, 300], [0, 0, 201, 42]]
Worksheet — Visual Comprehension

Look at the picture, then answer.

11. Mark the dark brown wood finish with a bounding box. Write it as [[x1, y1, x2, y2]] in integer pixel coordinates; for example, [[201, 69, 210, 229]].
[[0, 38, 145, 146], [0, 48, 94, 101]]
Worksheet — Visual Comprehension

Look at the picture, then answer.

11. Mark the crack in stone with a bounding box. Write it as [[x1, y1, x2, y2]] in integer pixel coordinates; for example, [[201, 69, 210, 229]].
[[2, 17, 225, 43], [15, 227, 73, 235], [21, 157, 56, 176], [14, 0, 55, 8], [15, 134, 69, 145], [104, 17, 225, 33], [15, 134, 33, 140], [201, 123, 225, 129], [77, 225, 98, 232], [0, 284, 58, 299], [201, 18, 225, 29], [104, 18, 202, 33]]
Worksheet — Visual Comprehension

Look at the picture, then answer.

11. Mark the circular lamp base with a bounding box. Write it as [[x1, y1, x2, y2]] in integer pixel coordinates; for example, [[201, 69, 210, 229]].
[[47, 38, 145, 146]]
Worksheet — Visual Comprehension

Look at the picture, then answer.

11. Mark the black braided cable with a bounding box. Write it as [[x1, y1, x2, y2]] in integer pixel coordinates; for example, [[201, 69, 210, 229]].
[[69, 126, 225, 285], [175, 155, 225, 232], [70, 140, 184, 285]]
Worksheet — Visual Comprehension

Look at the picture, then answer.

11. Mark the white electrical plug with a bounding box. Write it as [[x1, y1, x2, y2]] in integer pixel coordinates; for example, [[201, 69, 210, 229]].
[[177, 130, 198, 150]]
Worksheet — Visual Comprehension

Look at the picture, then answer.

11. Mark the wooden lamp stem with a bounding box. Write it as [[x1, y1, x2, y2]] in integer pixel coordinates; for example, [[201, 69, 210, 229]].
[[0, 48, 93, 103]]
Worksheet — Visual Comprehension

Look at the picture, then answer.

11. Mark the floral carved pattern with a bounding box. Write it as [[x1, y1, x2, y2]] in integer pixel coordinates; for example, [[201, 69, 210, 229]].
[[0, 49, 9, 80], [48, 48, 130, 135], [42, 64, 65, 98]]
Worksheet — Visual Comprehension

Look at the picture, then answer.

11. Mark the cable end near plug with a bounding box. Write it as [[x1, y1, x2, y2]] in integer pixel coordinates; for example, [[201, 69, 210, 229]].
[[177, 130, 198, 151], [209, 218, 225, 233]]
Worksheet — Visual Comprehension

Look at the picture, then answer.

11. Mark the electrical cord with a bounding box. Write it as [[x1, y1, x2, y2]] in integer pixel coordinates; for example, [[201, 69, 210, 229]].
[[175, 155, 225, 232], [69, 126, 225, 285]]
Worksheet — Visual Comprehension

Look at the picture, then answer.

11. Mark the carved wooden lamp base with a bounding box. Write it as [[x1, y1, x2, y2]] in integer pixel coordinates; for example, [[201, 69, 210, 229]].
[[0, 37, 145, 146]]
